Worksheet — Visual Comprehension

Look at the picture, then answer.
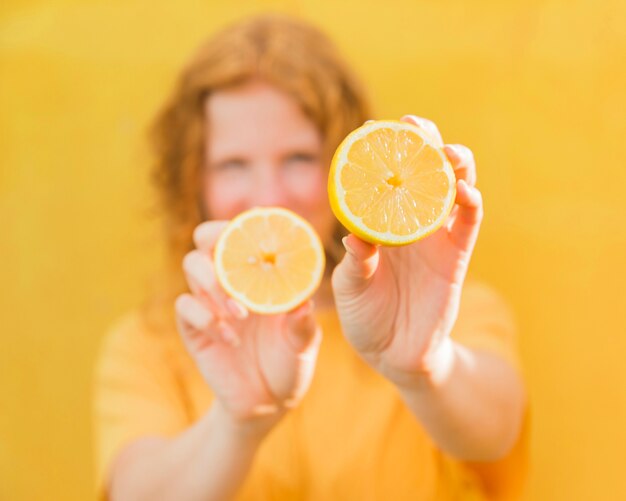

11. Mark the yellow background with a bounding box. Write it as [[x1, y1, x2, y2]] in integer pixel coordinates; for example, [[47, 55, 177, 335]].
[[1, 0, 625, 499]]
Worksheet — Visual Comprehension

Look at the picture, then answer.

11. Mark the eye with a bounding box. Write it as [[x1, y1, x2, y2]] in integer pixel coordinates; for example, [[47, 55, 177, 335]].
[[284, 153, 318, 168]]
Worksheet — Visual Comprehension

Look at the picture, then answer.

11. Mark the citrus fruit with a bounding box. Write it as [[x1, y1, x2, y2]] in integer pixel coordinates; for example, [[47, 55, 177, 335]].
[[328, 120, 457, 246], [214, 207, 325, 314]]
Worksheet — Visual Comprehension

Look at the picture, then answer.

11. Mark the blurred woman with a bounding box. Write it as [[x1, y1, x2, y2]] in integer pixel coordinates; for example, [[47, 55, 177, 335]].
[[94, 13, 528, 501]]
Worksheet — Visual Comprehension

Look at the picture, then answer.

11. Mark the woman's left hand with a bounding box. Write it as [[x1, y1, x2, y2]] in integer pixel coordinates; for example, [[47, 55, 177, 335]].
[[332, 115, 483, 388]]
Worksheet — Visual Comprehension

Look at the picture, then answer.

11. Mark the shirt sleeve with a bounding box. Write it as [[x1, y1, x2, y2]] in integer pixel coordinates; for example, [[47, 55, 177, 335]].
[[451, 280, 523, 376], [92, 313, 189, 499], [451, 281, 530, 500]]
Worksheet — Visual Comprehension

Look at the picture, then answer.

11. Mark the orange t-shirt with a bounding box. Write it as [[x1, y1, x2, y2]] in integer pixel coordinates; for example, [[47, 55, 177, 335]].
[[93, 280, 529, 500]]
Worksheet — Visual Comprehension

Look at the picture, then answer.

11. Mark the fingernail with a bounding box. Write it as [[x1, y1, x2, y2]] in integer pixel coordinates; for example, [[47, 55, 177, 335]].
[[226, 299, 248, 320], [405, 116, 442, 145], [444, 144, 460, 158], [409, 115, 428, 127], [342, 236, 357, 257], [301, 300, 314, 316]]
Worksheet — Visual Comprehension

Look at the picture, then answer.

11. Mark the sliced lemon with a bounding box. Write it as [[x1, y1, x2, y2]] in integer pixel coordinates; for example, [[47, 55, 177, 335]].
[[214, 207, 325, 314], [328, 120, 456, 246]]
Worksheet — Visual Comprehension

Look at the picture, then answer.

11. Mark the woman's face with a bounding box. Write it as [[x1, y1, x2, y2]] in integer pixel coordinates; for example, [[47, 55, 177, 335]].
[[202, 80, 336, 248]]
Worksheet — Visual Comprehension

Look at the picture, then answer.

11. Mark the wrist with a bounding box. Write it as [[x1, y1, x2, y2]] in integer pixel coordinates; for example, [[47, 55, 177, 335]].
[[391, 337, 458, 393], [210, 401, 283, 447]]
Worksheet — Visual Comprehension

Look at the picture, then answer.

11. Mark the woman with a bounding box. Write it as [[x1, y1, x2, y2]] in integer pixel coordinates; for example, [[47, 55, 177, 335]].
[[94, 13, 528, 501]]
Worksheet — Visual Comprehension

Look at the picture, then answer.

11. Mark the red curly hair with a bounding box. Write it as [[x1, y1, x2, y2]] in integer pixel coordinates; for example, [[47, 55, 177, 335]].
[[147, 14, 371, 318]]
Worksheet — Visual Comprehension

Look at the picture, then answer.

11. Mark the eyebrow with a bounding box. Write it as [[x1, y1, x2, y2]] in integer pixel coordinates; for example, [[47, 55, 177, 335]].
[[206, 155, 248, 167], [281, 148, 320, 158]]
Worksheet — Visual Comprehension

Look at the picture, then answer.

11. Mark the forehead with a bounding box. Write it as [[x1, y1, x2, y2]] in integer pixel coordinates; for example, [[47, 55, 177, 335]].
[[204, 80, 321, 158]]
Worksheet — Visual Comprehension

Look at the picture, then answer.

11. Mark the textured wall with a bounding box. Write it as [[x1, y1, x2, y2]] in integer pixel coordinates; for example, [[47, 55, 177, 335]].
[[1, 1, 625, 499]]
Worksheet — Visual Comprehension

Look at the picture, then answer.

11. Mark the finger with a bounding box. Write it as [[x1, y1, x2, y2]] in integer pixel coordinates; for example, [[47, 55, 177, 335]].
[[193, 220, 229, 253], [284, 300, 321, 352], [448, 180, 483, 252], [443, 144, 477, 187], [332, 234, 379, 294], [400, 115, 444, 147], [175, 294, 241, 348], [175, 293, 218, 350], [182, 250, 248, 320], [175, 293, 214, 331]]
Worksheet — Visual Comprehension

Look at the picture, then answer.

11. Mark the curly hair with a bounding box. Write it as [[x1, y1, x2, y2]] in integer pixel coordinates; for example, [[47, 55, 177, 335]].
[[148, 13, 371, 317]]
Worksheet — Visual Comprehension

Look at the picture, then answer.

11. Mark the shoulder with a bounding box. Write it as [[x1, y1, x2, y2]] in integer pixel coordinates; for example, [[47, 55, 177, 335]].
[[458, 280, 517, 330], [97, 313, 153, 370], [95, 310, 184, 385], [93, 310, 193, 429], [99, 310, 178, 356], [101, 312, 150, 350], [453, 279, 521, 371]]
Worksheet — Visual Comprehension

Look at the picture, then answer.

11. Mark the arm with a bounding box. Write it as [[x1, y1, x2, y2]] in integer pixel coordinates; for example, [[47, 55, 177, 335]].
[[104, 221, 321, 500], [335, 240, 527, 463], [393, 339, 527, 461], [108, 403, 268, 501], [332, 115, 527, 462]]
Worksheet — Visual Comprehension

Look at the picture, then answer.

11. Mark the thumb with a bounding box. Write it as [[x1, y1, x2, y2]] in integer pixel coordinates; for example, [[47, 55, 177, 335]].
[[332, 234, 379, 293], [284, 300, 320, 352]]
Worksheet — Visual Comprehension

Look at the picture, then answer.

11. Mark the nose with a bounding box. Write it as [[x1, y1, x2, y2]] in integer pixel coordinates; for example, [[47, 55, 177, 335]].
[[251, 164, 290, 208]]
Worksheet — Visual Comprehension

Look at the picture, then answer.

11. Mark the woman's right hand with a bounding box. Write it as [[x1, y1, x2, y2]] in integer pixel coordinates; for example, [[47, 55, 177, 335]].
[[175, 221, 322, 439]]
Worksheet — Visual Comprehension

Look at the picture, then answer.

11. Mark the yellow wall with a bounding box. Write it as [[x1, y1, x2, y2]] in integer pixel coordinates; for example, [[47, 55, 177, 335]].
[[2, 0, 625, 499]]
